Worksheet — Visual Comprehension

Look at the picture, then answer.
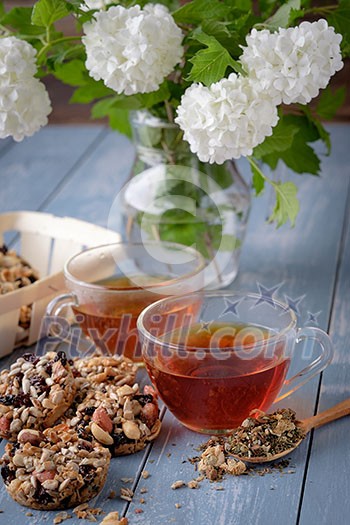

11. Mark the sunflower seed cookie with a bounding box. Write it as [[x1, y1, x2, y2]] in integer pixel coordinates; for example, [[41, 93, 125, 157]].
[[68, 384, 161, 456], [0, 351, 76, 441], [0, 424, 111, 510]]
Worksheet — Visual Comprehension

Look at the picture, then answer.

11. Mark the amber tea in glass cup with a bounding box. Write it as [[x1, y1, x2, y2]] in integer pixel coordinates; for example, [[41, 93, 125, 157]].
[[137, 291, 334, 433], [46, 242, 204, 362]]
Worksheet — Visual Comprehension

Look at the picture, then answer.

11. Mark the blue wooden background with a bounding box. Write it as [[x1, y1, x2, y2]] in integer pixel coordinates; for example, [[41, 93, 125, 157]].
[[0, 123, 349, 524]]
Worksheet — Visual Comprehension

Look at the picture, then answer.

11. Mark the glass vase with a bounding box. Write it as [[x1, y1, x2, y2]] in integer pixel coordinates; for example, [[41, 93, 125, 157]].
[[118, 111, 251, 289]]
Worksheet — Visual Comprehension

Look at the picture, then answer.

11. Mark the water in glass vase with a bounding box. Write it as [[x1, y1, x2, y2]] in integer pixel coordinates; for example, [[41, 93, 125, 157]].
[[109, 111, 251, 290]]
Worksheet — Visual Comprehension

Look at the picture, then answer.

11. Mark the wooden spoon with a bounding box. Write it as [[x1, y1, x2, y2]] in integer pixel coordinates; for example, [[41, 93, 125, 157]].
[[229, 398, 350, 464]]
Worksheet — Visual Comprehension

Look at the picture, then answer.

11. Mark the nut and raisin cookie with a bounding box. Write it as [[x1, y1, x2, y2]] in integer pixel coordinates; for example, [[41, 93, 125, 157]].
[[0, 424, 111, 510], [68, 384, 161, 456], [72, 354, 137, 387], [62, 353, 138, 420], [0, 351, 76, 441]]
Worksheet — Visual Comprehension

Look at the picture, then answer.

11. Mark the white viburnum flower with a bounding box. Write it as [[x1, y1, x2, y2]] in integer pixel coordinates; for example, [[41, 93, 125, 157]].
[[0, 36, 38, 84], [83, 4, 183, 95], [240, 19, 343, 105], [175, 74, 279, 164], [80, 0, 115, 12], [0, 78, 52, 141]]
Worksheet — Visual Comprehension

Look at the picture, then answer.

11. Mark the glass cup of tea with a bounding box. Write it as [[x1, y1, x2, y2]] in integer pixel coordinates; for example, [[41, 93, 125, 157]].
[[45, 242, 205, 362], [137, 291, 334, 434]]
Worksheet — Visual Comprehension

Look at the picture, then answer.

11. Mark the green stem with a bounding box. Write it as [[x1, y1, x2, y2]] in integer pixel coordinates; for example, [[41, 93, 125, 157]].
[[37, 35, 82, 61], [165, 100, 174, 123], [248, 157, 272, 185]]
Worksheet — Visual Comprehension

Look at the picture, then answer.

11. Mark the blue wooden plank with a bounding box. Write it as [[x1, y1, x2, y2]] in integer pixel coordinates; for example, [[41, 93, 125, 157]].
[[0, 125, 105, 214], [42, 129, 135, 228], [125, 123, 350, 524], [0, 123, 348, 525], [298, 186, 350, 524], [128, 409, 309, 525], [0, 138, 14, 156]]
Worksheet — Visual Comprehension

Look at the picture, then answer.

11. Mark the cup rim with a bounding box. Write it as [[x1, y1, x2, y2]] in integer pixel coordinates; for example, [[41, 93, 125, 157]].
[[137, 290, 298, 351], [64, 241, 206, 293]]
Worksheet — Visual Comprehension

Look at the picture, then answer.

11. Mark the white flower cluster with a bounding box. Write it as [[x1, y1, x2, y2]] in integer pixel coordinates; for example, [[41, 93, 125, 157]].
[[83, 4, 183, 95], [80, 0, 114, 13], [175, 75, 279, 164], [240, 19, 343, 105], [176, 19, 343, 163], [0, 37, 51, 142]]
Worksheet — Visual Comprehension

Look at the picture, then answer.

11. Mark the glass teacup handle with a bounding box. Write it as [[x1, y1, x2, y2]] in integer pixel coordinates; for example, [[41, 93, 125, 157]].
[[275, 326, 334, 402], [45, 292, 79, 340]]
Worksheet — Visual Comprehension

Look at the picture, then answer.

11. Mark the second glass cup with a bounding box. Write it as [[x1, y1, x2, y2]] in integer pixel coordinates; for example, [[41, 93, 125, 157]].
[[46, 242, 205, 362]]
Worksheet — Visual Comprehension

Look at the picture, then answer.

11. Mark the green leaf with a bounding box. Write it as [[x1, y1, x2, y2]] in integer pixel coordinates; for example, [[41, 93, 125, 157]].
[[329, 6, 350, 55], [137, 82, 171, 108], [258, 0, 277, 18], [253, 120, 299, 158], [173, 0, 230, 24], [53, 59, 88, 86], [200, 19, 241, 55], [92, 97, 140, 127], [159, 221, 205, 246], [70, 81, 114, 103], [264, 0, 301, 30], [269, 181, 299, 227], [250, 163, 265, 196], [316, 86, 346, 121], [300, 107, 331, 154], [91, 97, 118, 119], [279, 134, 320, 175], [260, 114, 322, 175], [108, 108, 132, 138], [32, 0, 70, 27], [200, 161, 234, 190], [227, 0, 252, 10], [214, 233, 241, 251], [288, 7, 305, 25], [188, 31, 243, 85], [2, 7, 45, 35], [282, 114, 319, 142]]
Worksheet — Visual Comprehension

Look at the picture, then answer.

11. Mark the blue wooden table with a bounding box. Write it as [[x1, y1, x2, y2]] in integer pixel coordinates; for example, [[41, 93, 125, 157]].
[[0, 124, 349, 525]]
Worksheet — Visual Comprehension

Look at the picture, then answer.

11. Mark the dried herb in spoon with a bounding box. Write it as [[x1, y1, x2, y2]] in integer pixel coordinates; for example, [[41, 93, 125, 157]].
[[227, 408, 306, 460]]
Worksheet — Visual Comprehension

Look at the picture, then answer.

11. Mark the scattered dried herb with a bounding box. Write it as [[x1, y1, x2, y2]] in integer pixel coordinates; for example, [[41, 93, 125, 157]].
[[227, 408, 305, 459], [188, 411, 303, 483]]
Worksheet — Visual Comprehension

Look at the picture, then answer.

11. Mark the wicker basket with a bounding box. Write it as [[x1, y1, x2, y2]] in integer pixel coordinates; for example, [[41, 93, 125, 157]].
[[0, 211, 120, 358]]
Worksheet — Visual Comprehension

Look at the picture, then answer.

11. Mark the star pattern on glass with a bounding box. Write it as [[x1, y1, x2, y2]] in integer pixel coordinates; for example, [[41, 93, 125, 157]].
[[284, 294, 306, 316], [254, 282, 284, 309], [219, 298, 242, 318], [197, 320, 212, 333], [307, 310, 322, 325]]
